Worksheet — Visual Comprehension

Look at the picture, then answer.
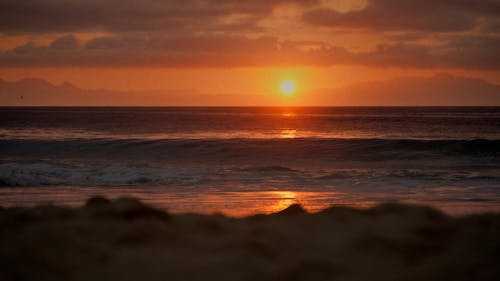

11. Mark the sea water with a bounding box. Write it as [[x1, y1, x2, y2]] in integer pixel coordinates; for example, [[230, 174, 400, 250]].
[[1, 107, 499, 216]]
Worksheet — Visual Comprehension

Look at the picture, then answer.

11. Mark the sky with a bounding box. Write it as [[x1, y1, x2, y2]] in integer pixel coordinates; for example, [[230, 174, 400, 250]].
[[0, 0, 499, 103]]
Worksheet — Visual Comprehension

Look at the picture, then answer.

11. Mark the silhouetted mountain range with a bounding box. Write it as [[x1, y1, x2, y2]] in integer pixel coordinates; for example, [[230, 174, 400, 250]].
[[1, 74, 499, 106], [310, 74, 500, 106]]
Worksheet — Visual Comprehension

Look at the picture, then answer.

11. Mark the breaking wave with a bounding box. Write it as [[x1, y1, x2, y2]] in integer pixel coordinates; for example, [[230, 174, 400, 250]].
[[1, 138, 498, 162]]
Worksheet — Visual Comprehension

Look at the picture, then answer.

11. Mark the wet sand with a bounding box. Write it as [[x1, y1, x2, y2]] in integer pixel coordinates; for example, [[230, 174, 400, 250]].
[[2, 186, 499, 217], [1, 197, 499, 281]]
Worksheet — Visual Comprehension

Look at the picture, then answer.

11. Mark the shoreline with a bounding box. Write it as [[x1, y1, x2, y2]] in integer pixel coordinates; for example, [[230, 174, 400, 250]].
[[2, 186, 500, 217]]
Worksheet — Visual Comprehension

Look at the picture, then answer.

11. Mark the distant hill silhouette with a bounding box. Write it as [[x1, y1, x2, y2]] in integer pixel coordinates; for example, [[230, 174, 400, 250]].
[[308, 74, 500, 106], [1, 74, 499, 106], [0, 78, 214, 106]]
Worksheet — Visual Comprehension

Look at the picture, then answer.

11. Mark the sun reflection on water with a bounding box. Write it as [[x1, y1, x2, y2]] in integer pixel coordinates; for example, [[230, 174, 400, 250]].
[[281, 112, 296, 118], [269, 191, 298, 213], [280, 129, 297, 138]]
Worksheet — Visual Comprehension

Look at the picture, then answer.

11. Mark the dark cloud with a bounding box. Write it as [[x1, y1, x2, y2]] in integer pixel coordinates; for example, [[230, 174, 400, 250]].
[[480, 19, 500, 32], [2, 0, 496, 35], [0, 34, 293, 67], [85, 37, 125, 49], [0, 0, 318, 34], [303, 0, 500, 32], [0, 0, 498, 70], [50, 35, 79, 49], [323, 35, 500, 70], [1, 33, 499, 69]]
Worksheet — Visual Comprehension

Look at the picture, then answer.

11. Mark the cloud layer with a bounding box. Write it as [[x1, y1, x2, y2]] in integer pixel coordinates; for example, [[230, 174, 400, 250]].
[[0, 0, 499, 69], [303, 0, 500, 32]]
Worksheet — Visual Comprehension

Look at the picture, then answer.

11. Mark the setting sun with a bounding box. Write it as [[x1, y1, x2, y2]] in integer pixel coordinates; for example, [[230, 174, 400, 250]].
[[279, 80, 297, 95]]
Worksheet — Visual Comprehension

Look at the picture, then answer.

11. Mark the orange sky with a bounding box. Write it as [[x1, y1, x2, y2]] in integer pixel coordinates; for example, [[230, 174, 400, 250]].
[[0, 0, 499, 102]]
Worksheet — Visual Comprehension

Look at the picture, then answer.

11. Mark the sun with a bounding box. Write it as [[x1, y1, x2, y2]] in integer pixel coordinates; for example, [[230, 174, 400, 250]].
[[279, 80, 297, 95]]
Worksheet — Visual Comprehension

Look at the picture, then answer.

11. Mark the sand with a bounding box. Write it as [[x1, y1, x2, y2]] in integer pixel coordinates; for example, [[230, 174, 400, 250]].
[[1, 197, 499, 281]]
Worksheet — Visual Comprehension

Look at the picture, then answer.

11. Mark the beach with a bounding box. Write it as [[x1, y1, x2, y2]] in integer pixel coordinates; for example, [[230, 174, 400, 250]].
[[1, 197, 499, 281], [1, 107, 499, 280]]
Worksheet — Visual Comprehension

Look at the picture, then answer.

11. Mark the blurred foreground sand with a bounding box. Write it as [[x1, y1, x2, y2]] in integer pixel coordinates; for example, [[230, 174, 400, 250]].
[[1, 197, 499, 281]]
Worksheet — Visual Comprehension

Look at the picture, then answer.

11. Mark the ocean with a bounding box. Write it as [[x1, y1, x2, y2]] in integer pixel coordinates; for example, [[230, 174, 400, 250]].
[[1, 107, 499, 216]]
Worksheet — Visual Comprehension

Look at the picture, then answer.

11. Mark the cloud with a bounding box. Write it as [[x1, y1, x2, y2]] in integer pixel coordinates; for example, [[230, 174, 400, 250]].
[[0, 34, 295, 67], [1, 33, 499, 70], [312, 35, 500, 70], [480, 19, 500, 32], [0, 0, 318, 35], [0, 0, 498, 70], [50, 35, 79, 50], [303, 0, 500, 32], [85, 37, 125, 49], [2, 0, 496, 35]]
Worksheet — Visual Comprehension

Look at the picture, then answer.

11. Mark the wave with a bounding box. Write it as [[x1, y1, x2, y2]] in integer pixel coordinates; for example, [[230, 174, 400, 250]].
[[1, 138, 499, 162], [0, 162, 207, 187], [238, 166, 299, 172], [1, 161, 499, 187], [1, 137, 499, 187]]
